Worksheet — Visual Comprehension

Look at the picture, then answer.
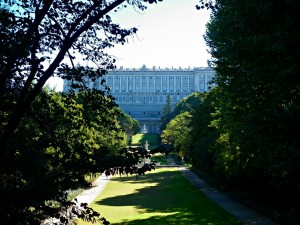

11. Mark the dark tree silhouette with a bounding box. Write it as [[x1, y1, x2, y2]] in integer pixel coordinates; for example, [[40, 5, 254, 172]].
[[0, 0, 163, 224]]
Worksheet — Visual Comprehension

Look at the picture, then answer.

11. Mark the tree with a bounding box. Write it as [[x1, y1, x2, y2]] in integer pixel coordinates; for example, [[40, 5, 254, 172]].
[[160, 92, 203, 131], [189, 89, 219, 172], [172, 91, 203, 116], [0, 89, 127, 224], [196, 0, 216, 10], [161, 111, 193, 159], [0, 0, 162, 155], [159, 92, 204, 159], [159, 94, 173, 131], [117, 109, 140, 144], [0, 0, 163, 223], [202, 0, 300, 219]]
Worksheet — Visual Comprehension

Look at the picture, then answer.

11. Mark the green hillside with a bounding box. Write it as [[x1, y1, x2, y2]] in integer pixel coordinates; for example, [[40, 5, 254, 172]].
[[131, 133, 160, 149]]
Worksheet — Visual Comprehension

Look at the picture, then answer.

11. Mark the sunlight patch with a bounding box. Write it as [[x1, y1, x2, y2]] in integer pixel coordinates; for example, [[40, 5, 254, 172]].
[[118, 211, 179, 224]]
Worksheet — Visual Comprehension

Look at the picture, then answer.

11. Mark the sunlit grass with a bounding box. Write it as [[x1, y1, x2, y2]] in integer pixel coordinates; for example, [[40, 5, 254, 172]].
[[77, 168, 243, 225], [131, 133, 159, 145]]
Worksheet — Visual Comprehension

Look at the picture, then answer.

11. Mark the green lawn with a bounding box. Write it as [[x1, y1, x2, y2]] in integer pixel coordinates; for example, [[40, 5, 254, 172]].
[[77, 168, 243, 225], [131, 133, 159, 146]]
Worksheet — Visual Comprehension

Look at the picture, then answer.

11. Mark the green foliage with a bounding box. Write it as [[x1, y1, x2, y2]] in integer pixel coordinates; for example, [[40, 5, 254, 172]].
[[0, 1, 164, 223], [204, 0, 300, 189], [189, 89, 219, 173], [152, 1, 300, 222], [117, 109, 140, 144], [189, 0, 300, 222], [0, 90, 126, 224], [159, 94, 173, 131], [160, 92, 203, 132], [159, 92, 205, 159], [0, 86, 155, 224], [172, 91, 203, 116], [161, 112, 193, 158]]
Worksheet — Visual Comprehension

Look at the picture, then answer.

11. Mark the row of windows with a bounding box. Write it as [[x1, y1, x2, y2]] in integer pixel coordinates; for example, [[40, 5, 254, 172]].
[[115, 95, 183, 103], [64, 81, 204, 93], [128, 111, 161, 116], [108, 83, 195, 92], [112, 88, 195, 93], [63, 74, 214, 93], [108, 75, 196, 80], [106, 76, 195, 87], [104, 76, 213, 92], [110, 81, 197, 86]]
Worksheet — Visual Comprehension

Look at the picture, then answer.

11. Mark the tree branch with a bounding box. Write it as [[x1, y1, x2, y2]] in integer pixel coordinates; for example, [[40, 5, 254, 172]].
[[70, 0, 125, 42], [1, 0, 127, 155]]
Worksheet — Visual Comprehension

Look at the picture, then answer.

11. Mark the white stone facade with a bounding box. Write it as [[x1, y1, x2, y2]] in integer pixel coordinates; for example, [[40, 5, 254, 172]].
[[63, 66, 215, 133]]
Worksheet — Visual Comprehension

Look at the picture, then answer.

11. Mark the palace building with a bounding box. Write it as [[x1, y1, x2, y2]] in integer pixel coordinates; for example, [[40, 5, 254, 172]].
[[63, 65, 215, 133]]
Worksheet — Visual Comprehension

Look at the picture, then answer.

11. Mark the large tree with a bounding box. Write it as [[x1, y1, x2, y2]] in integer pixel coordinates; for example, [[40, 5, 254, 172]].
[[172, 91, 203, 116], [117, 109, 140, 141], [160, 92, 204, 160], [0, 0, 162, 155], [0, 88, 129, 224], [189, 89, 219, 173], [161, 111, 193, 159], [201, 0, 300, 219], [160, 92, 203, 131], [0, 0, 162, 223]]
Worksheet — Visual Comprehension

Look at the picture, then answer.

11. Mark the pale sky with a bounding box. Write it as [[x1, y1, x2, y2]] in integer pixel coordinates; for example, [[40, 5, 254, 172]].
[[47, 0, 211, 91]]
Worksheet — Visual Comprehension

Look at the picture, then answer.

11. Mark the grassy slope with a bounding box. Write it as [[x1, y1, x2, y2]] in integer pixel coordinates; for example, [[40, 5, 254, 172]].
[[77, 168, 243, 225], [131, 133, 159, 146]]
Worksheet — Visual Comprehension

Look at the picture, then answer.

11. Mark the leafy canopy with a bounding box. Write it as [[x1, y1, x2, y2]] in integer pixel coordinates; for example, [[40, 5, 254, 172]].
[[0, 0, 163, 224]]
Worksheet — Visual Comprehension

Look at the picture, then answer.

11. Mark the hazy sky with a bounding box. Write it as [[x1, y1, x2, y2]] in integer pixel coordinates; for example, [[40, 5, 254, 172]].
[[108, 0, 211, 69], [47, 0, 211, 90]]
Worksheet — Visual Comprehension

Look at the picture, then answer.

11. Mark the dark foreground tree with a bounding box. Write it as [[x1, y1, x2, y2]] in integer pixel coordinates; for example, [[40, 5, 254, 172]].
[[0, 0, 162, 224], [199, 0, 300, 222], [0, 0, 143, 154], [189, 89, 219, 172], [0, 87, 151, 224]]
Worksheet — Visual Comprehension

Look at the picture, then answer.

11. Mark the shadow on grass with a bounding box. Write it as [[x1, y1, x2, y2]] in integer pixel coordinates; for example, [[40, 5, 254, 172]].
[[111, 212, 242, 225], [132, 133, 159, 145], [95, 169, 243, 225]]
